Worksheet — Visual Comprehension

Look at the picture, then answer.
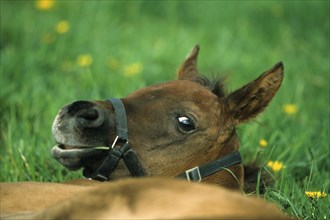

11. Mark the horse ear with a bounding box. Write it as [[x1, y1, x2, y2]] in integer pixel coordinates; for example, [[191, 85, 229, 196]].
[[177, 45, 201, 81], [226, 62, 284, 124]]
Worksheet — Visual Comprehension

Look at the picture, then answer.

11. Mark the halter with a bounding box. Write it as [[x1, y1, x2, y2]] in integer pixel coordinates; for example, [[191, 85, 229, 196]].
[[83, 98, 242, 182], [82, 98, 146, 181]]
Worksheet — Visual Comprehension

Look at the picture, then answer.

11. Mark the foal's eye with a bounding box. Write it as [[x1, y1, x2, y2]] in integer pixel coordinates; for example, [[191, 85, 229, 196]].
[[177, 116, 195, 132]]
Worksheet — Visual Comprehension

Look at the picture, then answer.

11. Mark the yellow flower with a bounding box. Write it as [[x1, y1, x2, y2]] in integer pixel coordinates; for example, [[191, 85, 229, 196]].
[[55, 20, 70, 34], [259, 139, 268, 148], [305, 191, 327, 199], [77, 54, 93, 67], [35, 0, 55, 10], [267, 160, 284, 172], [283, 104, 298, 115], [123, 62, 143, 77]]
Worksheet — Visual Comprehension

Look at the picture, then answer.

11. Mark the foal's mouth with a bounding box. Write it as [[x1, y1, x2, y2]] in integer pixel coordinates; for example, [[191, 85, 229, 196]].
[[51, 144, 109, 170], [56, 144, 109, 150]]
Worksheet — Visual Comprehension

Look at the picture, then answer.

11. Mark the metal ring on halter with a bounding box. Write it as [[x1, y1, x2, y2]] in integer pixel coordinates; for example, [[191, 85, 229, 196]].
[[111, 136, 119, 149]]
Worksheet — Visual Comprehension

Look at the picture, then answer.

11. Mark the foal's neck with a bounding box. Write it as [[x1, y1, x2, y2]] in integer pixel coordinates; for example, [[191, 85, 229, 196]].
[[204, 129, 243, 190]]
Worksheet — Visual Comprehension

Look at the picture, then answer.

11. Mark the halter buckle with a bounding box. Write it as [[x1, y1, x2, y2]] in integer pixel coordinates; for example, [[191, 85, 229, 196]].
[[185, 166, 201, 182]]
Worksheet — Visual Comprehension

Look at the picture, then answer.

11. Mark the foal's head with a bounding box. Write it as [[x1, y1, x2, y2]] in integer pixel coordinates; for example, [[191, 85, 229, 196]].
[[52, 46, 283, 190]]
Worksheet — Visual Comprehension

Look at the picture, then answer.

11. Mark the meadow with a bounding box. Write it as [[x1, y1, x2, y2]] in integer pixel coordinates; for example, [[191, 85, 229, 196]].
[[0, 1, 329, 219]]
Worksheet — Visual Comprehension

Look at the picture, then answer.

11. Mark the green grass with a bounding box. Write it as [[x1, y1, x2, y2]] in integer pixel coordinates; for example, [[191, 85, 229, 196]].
[[1, 1, 329, 219]]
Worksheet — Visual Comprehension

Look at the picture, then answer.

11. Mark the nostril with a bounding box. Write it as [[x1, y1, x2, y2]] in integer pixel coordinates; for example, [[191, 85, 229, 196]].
[[77, 109, 98, 121], [67, 101, 95, 115], [76, 108, 105, 128]]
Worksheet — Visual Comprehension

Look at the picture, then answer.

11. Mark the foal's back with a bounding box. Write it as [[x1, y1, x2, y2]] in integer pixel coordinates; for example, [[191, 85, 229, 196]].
[[1, 178, 291, 219]]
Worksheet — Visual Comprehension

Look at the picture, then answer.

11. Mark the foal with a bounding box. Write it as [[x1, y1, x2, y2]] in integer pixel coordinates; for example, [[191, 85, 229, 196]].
[[51, 45, 284, 192], [1, 45, 286, 219]]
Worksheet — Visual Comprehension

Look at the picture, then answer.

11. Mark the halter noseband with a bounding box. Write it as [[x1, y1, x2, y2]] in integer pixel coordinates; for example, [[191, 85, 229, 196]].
[[83, 98, 242, 182]]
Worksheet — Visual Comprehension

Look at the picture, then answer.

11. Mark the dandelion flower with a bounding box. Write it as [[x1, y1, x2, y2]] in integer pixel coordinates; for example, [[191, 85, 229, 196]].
[[267, 160, 284, 172], [259, 139, 268, 148], [35, 0, 55, 10], [55, 20, 70, 34], [124, 62, 143, 77], [77, 54, 93, 67], [283, 104, 297, 115], [305, 191, 327, 199]]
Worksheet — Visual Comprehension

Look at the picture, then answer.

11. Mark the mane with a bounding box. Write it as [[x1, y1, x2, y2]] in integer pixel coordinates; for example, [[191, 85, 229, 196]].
[[196, 75, 227, 98]]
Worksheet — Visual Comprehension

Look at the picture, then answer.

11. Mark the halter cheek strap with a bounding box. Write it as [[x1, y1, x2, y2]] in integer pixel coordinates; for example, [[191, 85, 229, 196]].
[[176, 151, 241, 182], [83, 98, 146, 181]]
